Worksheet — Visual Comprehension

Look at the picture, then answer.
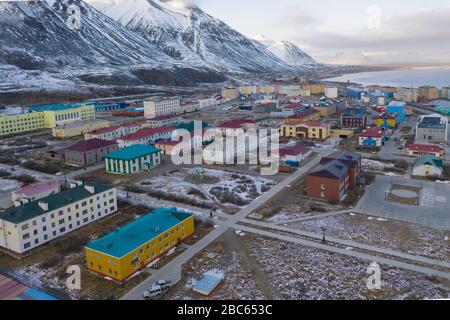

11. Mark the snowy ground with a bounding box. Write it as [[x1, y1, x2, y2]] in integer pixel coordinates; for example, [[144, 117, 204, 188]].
[[0, 178, 21, 192], [362, 159, 395, 172], [289, 213, 450, 261], [245, 234, 450, 300], [137, 168, 274, 208], [166, 235, 265, 300]]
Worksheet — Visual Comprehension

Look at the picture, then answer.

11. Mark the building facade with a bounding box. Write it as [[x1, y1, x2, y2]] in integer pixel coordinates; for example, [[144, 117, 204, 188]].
[[65, 139, 118, 167], [0, 183, 117, 256], [117, 127, 173, 148], [418, 86, 440, 102], [341, 106, 367, 128], [306, 151, 361, 202], [358, 127, 388, 148], [412, 155, 443, 178], [406, 144, 445, 158], [52, 120, 110, 138], [221, 87, 240, 100], [395, 87, 419, 103], [146, 114, 182, 128], [84, 122, 142, 141], [325, 87, 338, 99], [144, 97, 181, 119], [0, 104, 95, 136], [386, 101, 407, 123], [85, 208, 194, 282], [12, 181, 61, 207], [104, 145, 162, 175], [281, 121, 331, 140], [416, 114, 449, 143]]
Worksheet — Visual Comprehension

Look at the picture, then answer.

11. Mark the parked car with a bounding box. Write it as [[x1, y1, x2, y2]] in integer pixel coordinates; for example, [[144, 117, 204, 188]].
[[152, 280, 172, 290], [143, 285, 165, 299]]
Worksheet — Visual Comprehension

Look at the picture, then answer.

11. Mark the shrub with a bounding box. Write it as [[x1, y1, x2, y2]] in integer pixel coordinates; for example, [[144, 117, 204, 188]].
[[22, 160, 60, 174], [13, 174, 36, 184], [0, 170, 11, 178]]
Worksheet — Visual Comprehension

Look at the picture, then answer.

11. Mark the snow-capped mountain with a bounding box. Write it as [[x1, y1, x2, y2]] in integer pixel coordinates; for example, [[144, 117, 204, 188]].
[[253, 35, 319, 67], [89, 0, 300, 74], [0, 0, 226, 88]]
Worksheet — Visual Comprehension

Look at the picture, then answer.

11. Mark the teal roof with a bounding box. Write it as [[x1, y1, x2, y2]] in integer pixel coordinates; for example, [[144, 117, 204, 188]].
[[177, 121, 208, 132], [414, 155, 444, 168], [104, 144, 160, 161], [0, 183, 114, 224], [86, 208, 193, 258], [29, 103, 96, 112]]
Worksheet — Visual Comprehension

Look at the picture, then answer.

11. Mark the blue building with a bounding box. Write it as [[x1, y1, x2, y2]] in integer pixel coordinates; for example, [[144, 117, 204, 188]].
[[346, 86, 366, 100], [95, 102, 127, 113], [387, 101, 407, 123]]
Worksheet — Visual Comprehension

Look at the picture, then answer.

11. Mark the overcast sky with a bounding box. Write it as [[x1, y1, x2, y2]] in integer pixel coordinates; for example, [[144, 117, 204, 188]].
[[90, 0, 450, 65]]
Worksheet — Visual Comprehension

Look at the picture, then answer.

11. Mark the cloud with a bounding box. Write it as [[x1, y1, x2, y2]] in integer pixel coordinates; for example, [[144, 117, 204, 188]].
[[283, 7, 450, 64]]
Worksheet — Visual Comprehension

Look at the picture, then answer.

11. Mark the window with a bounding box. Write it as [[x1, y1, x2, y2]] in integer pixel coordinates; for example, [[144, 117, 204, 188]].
[[22, 224, 29, 231], [23, 233, 30, 240], [24, 242, 31, 249]]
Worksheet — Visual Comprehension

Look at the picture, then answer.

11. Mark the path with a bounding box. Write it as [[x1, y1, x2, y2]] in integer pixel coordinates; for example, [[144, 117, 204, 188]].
[[120, 147, 336, 299]]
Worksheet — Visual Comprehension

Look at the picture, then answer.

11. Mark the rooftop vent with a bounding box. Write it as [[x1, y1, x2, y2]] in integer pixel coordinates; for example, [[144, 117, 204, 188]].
[[38, 201, 49, 211], [84, 185, 95, 194]]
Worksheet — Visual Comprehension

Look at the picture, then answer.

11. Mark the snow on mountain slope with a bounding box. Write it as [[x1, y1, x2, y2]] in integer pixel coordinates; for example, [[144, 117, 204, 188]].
[[0, 0, 227, 88], [90, 0, 298, 74], [252, 35, 319, 67]]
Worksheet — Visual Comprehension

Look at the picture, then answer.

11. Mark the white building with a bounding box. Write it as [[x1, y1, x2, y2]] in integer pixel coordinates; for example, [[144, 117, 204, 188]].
[[144, 97, 181, 119], [12, 181, 61, 207], [117, 127, 173, 148], [198, 98, 218, 109], [84, 122, 142, 141], [395, 87, 419, 103], [146, 115, 182, 128], [0, 183, 117, 256], [325, 87, 338, 99]]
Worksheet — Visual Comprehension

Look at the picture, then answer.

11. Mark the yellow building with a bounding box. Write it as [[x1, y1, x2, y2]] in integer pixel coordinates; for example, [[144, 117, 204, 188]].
[[221, 87, 240, 100], [281, 121, 331, 140], [261, 85, 275, 95], [0, 111, 46, 136], [85, 208, 195, 282], [374, 115, 397, 129], [0, 103, 96, 136], [285, 109, 321, 122], [330, 128, 355, 139], [315, 104, 337, 117], [303, 84, 325, 95], [52, 119, 110, 138]]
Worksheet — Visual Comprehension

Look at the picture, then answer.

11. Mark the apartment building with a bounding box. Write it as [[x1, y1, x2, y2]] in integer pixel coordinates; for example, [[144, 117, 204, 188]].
[[325, 87, 338, 99], [117, 127, 173, 148], [52, 119, 110, 138], [65, 139, 118, 167], [0, 104, 96, 136], [146, 114, 182, 128], [144, 97, 181, 119], [85, 208, 194, 282], [221, 87, 240, 100], [84, 122, 142, 141], [416, 114, 449, 143], [419, 86, 440, 102], [395, 87, 419, 103], [406, 144, 445, 158], [306, 151, 361, 202], [0, 183, 117, 256], [281, 121, 331, 140]]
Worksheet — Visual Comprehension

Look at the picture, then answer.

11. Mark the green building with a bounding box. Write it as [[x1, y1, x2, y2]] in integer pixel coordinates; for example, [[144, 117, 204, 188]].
[[104, 144, 161, 175]]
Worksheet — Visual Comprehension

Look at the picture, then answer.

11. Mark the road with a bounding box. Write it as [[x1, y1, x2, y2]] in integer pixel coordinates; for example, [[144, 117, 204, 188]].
[[120, 146, 337, 299]]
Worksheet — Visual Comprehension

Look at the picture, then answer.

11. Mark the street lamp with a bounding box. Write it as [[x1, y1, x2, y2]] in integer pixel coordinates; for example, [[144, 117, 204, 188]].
[[321, 227, 327, 242]]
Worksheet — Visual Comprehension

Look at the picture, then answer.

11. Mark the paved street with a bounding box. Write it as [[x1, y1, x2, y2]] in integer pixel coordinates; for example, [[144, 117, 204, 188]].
[[120, 146, 337, 300], [357, 175, 450, 229]]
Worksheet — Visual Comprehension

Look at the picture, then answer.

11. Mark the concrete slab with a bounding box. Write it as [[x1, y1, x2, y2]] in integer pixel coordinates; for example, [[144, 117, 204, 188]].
[[358, 175, 450, 229]]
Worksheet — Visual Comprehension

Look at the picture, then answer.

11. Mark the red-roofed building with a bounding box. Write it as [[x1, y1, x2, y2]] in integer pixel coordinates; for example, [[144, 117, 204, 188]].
[[406, 144, 445, 158], [279, 143, 312, 165], [117, 127, 174, 148], [217, 119, 257, 136], [358, 126, 388, 147], [65, 138, 118, 167], [12, 181, 60, 205], [84, 122, 142, 141]]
